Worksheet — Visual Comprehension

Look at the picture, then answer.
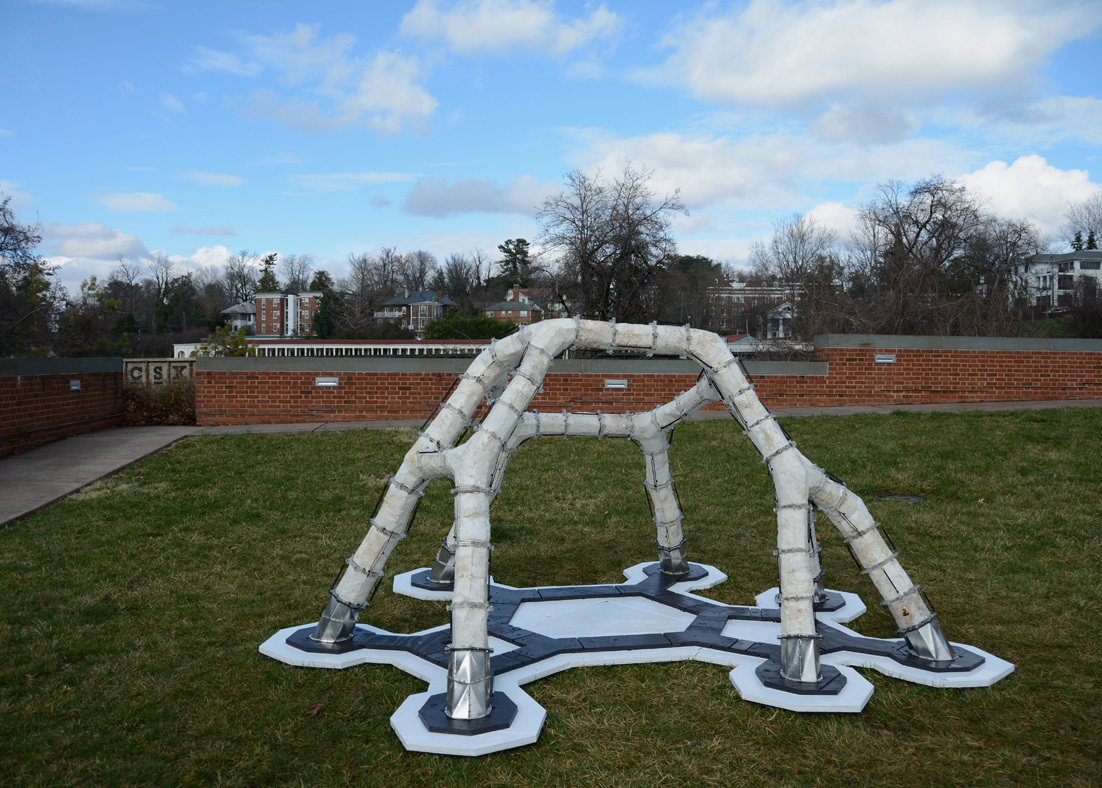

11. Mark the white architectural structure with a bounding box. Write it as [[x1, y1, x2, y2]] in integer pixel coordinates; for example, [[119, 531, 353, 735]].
[[262, 318, 1012, 755], [1012, 251, 1102, 312]]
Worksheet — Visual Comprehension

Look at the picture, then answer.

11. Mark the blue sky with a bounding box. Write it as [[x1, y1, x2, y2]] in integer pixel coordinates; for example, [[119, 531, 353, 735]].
[[3, 0, 1102, 295]]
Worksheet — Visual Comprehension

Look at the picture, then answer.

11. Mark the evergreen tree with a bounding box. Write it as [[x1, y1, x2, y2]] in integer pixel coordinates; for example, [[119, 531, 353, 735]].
[[1072, 230, 1084, 251], [257, 253, 280, 292], [1087, 230, 1098, 250]]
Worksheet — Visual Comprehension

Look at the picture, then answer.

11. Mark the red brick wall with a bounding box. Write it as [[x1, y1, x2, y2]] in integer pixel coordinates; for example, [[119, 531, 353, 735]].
[[195, 341, 1102, 426], [811, 346, 1102, 405], [0, 370, 125, 457]]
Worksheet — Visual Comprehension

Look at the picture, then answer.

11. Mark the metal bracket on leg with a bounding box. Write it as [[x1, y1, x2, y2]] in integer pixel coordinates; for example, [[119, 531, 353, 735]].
[[310, 593, 363, 644], [428, 538, 456, 586], [781, 634, 822, 684], [902, 617, 957, 663], [446, 647, 493, 720], [656, 539, 690, 577]]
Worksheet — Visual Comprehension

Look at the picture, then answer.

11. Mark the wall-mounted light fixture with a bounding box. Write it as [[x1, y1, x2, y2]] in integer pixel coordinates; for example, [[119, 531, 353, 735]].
[[315, 376, 339, 387], [604, 379, 628, 390], [874, 354, 896, 364], [69, 379, 81, 391]]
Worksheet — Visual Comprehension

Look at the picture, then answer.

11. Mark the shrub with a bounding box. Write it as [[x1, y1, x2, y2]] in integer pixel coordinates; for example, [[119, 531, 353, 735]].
[[122, 377, 196, 425]]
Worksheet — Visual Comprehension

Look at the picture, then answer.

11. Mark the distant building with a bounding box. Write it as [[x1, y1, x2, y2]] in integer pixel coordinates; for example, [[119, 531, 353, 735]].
[[220, 302, 255, 333], [484, 297, 543, 325], [708, 282, 801, 339], [375, 290, 457, 336], [1011, 251, 1102, 312], [255, 291, 323, 338]]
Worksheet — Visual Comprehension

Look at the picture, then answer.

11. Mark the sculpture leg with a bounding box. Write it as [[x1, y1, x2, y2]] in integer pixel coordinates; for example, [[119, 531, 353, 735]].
[[446, 493, 493, 719], [776, 503, 822, 683]]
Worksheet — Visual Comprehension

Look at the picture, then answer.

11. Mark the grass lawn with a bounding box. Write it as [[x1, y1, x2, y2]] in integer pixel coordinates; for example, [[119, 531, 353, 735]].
[[1, 408, 1099, 787]]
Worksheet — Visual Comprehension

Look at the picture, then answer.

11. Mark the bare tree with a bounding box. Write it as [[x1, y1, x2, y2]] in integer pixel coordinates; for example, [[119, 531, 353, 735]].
[[280, 253, 315, 293], [1064, 193, 1102, 249], [538, 165, 685, 322], [224, 250, 259, 304], [106, 255, 146, 319], [440, 252, 478, 303], [749, 214, 838, 285], [400, 249, 437, 291]]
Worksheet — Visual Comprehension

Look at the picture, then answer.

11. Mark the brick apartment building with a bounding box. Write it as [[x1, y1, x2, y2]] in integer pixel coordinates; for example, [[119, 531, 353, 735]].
[[375, 290, 457, 336], [254, 291, 323, 338]]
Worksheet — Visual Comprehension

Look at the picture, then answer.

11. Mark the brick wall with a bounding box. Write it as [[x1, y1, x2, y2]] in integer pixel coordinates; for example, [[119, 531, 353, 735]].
[[193, 336, 1102, 426], [0, 359, 125, 457]]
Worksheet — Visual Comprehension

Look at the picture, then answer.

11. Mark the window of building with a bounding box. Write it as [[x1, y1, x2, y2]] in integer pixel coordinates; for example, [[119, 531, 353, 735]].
[[1058, 275, 1075, 290], [520, 310, 528, 318], [1081, 261, 1101, 270]]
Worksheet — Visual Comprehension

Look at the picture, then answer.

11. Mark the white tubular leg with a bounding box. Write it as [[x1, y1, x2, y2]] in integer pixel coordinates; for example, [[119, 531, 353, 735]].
[[805, 462, 955, 661]]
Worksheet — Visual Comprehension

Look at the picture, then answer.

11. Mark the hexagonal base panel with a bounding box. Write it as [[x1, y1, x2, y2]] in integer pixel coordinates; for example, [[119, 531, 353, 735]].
[[259, 562, 1014, 756]]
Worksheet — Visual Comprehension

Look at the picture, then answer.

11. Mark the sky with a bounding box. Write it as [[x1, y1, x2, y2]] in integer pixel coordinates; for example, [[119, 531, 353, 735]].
[[3, 0, 1102, 296]]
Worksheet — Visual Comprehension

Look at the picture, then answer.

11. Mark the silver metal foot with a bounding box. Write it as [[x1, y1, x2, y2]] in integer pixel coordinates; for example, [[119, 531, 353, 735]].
[[310, 594, 361, 643], [780, 635, 821, 683], [428, 538, 456, 584], [657, 539, 690, 576], [446, 647, 493, 720], [903, 618, 957, 662]]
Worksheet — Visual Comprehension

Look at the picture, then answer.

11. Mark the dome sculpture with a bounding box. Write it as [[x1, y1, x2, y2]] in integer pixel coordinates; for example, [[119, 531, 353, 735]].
[[261, 318, 1013, 756]]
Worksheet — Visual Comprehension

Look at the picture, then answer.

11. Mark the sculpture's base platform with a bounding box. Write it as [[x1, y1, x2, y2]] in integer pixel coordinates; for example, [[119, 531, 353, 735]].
[[260, 563, 1014, 756]]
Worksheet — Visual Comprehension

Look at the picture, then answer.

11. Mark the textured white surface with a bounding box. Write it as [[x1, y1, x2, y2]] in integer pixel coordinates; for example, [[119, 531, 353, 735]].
[[510, 596, 698, 638]]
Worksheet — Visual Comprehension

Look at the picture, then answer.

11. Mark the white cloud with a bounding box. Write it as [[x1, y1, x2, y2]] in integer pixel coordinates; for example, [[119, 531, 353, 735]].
[[43, 221, 149, 260], [0, 128, 13, 137], [400, 0, 621, 56], [179, 170, 245, 187], [169, 245, 235, 270], [661, 0, 1097, 109], [185, 45, 263, 77], [171, 223, 237, 236], [806, 200, 862, 239], [160, 92, 185, 113], [292, 171, 421, 192], [403, 174, 555, 216], [0, 180, 35, 211], [91, 192, 180, 212], [574, 131, 808, 209], [941, 95, 1102, 147], [193, 24, 437, 134], [958, 154, 1101, 235], [813, 103, 919, 144]]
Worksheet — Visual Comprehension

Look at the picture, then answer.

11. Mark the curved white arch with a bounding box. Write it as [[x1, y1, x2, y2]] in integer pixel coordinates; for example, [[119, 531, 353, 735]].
[[310, 319, 954, 719]]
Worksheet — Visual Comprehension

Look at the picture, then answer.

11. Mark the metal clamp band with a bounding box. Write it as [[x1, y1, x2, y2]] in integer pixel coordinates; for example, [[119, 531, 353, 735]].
[[746, 414, 772, 431], [446, 602, 494, 612], [881, 585, 923, 607], [454, 539, 493, 549], [778, 594, 816, 602], [860, 552, 901, 575], [778, 632, 821, 641], [762, 442, 797, 464], [329, 589, 366, 613], [452, 485, 495, 495], [389, 476, 424, 496], [775, 503, 810, 512], [843, 521, 881, 544], [896, 612, 938, 635], [370, 519, 406, 542], [345, 556, 383, 579]]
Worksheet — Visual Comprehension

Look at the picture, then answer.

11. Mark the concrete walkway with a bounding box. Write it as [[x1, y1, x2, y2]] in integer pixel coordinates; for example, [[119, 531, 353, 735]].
[[2, 399, 1099, 527]]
